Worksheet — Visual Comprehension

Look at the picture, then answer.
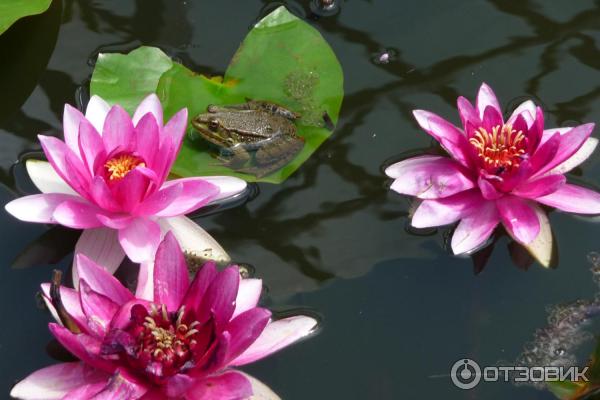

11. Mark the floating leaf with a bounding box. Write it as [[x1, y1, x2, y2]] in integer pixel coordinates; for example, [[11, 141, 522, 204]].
[[90, 46, 173, 114], [0, 0, 60, 123], [91, 6, 344, 183], [0, 0, 52, 35]]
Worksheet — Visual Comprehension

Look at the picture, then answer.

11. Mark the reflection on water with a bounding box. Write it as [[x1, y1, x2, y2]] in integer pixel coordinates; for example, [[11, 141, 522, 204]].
[[3, 0, 600, 399]]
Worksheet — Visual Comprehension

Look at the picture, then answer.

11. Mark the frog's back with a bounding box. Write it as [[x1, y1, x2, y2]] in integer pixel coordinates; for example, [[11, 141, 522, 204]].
[[222, 110, 297, 144]]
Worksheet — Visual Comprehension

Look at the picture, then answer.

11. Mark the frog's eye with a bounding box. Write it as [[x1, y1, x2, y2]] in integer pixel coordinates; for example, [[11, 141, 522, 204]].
[[208, 118, 220, 131]]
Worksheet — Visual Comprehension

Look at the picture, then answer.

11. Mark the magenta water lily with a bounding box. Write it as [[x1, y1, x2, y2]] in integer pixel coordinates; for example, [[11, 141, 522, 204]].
[[4, 95, 246, 267], [386, 83, 600, 263], [11, 233, 316, 399]]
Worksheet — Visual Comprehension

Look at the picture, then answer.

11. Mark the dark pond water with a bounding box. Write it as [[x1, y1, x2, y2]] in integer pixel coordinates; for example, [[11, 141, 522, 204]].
[[3, 1, 600, 399]]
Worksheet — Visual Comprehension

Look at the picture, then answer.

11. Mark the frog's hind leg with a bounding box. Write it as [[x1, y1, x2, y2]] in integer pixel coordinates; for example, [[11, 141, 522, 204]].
[[213, 147, 251, 170], [238, 138, 304, 178]]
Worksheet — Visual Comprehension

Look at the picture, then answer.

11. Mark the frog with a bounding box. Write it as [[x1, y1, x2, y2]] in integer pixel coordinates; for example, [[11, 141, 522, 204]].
[[191, 100, 304, 178]]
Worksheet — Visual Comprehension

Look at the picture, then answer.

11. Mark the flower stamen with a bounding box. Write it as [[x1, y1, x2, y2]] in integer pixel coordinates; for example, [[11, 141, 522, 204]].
[[469, 124, 526, 171], [104, 154, 145, 181], [124, 304, 203, 382]]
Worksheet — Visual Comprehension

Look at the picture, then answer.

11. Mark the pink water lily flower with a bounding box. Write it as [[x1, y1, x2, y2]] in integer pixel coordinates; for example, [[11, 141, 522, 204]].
[[5, 94, 246, 269], [11, 233, 317, 400], [386, 83, 600, 263]]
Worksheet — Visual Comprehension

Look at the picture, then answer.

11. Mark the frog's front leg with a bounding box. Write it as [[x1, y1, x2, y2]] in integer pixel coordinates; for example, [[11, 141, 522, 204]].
[[218, 144, 251, 169]]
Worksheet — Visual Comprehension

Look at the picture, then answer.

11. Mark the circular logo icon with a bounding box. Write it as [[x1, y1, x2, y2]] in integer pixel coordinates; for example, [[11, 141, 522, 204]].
[[450, 358, 481, 389]]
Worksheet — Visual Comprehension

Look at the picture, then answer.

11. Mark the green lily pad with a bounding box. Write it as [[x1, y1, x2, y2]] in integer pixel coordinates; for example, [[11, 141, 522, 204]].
[[90, 46, 174, 114], [90, 6, 343, 183], [0, 0, 53, 36]]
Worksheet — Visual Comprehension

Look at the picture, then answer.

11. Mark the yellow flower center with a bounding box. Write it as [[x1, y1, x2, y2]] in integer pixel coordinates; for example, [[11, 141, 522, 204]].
[[469, 124, 526, 171], [104, 154, 145, 181]]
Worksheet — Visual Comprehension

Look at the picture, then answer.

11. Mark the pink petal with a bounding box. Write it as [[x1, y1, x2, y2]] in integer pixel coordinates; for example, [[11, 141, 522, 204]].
[[529, 107, 545, 150], [481, 105, 503, 132], [536, 183, 600, 214], [386, 155, 474, 199], [88, 369, 148, 400], [225, 308, 271, 364], [477, 176, 502, 200], [156, 108, 188, 181], [535, 123, 595, 176], [64, 149, 93, 197], [10, 362, 107, 400], [507, 100, 536, 128], [48, 323, 116, 373], [72, 227, 126, 288], [497, 196, 540, 245], [85, 95, 111, 134], [63, 104, 85, 154], [62, 382, 107, 398], [108, 300, 152, 331], [231, 315, 318, 366], [111, 168, 151, 213], [153, 232, 190, 310], [97, 214, 134, 230], [149, 178, 219, 217], [413, 110, 465, 144], [38, 135, 89, 196], [90, 370, 148, 400], [512, 175, 566, 199], [118, 218, 161, 263], [78, 118, 106, 175], [40, 283, 87, 330], [162, 108, 188, 148], [165, 374, 194, 398], [134, 182, 184, 217], [233, 279, 263, 318], [457, 96, 480, 128], [133, 113, 160, 168], [75, 254, 133, 305], [197, 266, 240, 327], [412, 110, 471, 165], [198, 331, 231, 374], [539, 127, 573, 144], [182, 261, 218, 313], [451, 201, 500, 254], [411, 189, 482, 228], [79, 280, 120, 337], [102, 105, 135, 154], [133, 94, 163, 126], [549, 137, 598, 174], [53, 199, 104, 229], [476, 82, 501, 119], [89, 176, 121, 212], [5, 193, 75, 223], [186, 371, 252, 400], [529, 132, 560, 174]]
